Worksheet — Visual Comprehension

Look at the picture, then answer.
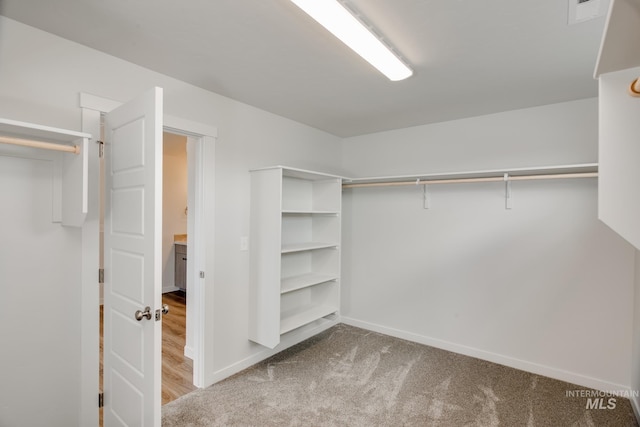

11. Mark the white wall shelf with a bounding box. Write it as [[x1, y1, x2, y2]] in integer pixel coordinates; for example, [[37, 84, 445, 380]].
[[280, 305, 337, 335], [282, 210, 340, 215], [281, 242, 338, 253], [281, 274, 338, 294], [0, 118, 91, 227], [343, 163, 599, 187], [249, 166, 342, 349]]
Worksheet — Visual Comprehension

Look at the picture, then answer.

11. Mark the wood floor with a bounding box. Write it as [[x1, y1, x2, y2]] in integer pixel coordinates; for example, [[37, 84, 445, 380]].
[[100, 291, 197, 424], [160, 291, 198, 404]]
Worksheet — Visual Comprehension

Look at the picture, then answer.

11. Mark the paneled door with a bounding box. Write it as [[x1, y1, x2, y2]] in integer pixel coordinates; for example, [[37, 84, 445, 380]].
[[103, 87, 163, 426]]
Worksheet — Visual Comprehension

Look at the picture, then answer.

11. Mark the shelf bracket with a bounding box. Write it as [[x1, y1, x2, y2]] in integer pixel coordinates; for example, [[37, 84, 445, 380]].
[[504, 173, 512, 210], [422, 183, 430, 209]]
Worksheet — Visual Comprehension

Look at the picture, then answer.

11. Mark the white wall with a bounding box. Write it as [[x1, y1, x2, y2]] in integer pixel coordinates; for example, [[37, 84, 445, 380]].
[[341, 99, 636, 391], [633, 251, 640, 411], [162, 132, 188, 292], [0, 16, 343, 426]]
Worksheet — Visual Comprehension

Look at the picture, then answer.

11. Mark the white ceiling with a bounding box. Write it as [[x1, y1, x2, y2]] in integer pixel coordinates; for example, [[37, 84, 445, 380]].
[[0, 0, 608, 137]]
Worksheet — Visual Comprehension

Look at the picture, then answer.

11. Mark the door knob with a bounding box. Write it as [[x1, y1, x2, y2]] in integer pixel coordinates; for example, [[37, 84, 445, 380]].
[[162, 304, 169, 315], [134, 306, 152, 321]]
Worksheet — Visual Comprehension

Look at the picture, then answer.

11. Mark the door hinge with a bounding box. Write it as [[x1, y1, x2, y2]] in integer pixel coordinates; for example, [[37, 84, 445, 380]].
[[200, 271, 205, 279], [97, 140, 104, 158], [98, 392, 104, 408], [98, 268, 104, 284]]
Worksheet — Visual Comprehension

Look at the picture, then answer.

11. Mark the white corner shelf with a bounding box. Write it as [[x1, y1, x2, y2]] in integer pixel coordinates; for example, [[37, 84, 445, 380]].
[[0, 118, 92, 227]]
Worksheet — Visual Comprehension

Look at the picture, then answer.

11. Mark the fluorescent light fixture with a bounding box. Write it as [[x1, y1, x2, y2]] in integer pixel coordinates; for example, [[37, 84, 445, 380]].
[[290, 0, 413, 81]]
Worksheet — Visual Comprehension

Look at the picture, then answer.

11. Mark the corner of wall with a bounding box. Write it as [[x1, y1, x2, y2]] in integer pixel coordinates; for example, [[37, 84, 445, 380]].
[[631, 250, 640, 416]]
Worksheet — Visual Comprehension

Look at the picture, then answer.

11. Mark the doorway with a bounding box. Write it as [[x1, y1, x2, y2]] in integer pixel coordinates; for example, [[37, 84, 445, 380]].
[[81, 92, 216, 425], [159, 131, 195, 403], [99, 130, 197, 423]]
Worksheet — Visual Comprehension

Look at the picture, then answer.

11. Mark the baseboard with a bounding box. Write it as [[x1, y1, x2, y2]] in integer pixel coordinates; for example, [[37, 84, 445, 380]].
[[341, 316, 630, 394], [631, 394, 640, 424], [162, 286, 181, 294], [206, 317, 340, 386], [184, 345, 194, 360]]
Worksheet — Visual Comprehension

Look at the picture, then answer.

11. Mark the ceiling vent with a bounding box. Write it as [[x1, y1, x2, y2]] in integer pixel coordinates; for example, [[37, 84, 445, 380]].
[[568, 0, 609, 25]]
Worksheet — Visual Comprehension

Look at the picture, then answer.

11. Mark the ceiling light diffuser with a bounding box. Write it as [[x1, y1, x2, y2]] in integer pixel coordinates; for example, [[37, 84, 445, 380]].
[[290, 0, 413, 81]]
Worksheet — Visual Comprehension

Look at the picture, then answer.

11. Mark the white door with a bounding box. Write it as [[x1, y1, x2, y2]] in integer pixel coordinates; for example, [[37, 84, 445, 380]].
[[103, 87, 163, 427]]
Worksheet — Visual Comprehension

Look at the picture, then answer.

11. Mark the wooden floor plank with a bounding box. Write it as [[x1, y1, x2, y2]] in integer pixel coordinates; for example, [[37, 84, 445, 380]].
[[160, 291, 197, 404]]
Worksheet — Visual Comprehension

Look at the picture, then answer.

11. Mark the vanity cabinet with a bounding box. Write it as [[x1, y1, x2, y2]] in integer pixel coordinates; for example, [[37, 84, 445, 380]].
[[175, 243, 187, 290]]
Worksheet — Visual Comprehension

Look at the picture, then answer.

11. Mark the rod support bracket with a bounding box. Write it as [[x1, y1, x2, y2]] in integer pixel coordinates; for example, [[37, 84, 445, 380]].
[[423, 184, 430, 209], [504, 173, 512, 210]]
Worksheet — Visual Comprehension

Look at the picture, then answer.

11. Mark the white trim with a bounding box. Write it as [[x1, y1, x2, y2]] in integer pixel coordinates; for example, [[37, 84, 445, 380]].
[[79, 107, 101, 427], [162, 286, 181, 294], [80, 90, 218, 393], [186, 134, 209, 388], [79, 92, 122, 113], [165, 115, 218, 139], [632, 395, 640, 424], [184, 345, 194, 360], [341, 316, 631, 393], [79, 93, 218, 138]]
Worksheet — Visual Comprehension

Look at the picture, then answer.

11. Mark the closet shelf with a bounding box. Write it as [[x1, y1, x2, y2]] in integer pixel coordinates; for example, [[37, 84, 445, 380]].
[[343, 163, 598, 188], [282, 210, 340, 215], [281, 273, 339, 294], [0, 118, 90, 145], [281, 242, 338, 253], [251, 165, 345, 181], [0, 118, 92, 227], [280, 304, 338, 335]]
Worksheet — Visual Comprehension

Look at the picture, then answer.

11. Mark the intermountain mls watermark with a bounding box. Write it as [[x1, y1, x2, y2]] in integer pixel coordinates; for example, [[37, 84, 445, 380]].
[[565, 389, 639, 410]]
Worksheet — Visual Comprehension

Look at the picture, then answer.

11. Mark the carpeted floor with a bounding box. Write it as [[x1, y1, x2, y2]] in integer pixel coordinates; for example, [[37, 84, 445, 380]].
[[162, 324, 638, 426]]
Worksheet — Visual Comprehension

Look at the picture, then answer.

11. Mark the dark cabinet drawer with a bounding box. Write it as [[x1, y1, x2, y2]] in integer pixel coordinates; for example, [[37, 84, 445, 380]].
[[175, 244, 187, 290]]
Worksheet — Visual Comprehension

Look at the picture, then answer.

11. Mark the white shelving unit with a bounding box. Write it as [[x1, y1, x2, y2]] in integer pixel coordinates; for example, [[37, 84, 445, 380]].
[[249, 166, 342, 349], [0, 118, 91, 227], [594, 0, 640, 250]]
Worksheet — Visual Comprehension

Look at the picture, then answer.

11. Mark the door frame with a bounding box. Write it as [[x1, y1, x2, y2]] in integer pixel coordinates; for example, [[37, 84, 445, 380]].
[[80, 92, 217, 424]]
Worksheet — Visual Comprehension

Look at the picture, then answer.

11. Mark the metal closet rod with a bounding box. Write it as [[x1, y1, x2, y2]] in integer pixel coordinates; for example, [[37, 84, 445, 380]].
[[342, 172, 598, 188], [0, 135, 80, 154]]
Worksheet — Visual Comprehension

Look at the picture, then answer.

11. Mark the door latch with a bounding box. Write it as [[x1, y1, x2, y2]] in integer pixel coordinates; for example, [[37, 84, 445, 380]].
[[155, 304, 169, 321]]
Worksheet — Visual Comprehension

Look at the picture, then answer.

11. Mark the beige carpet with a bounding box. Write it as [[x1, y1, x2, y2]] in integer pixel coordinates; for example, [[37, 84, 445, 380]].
[[162, 324, 637, 426]]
